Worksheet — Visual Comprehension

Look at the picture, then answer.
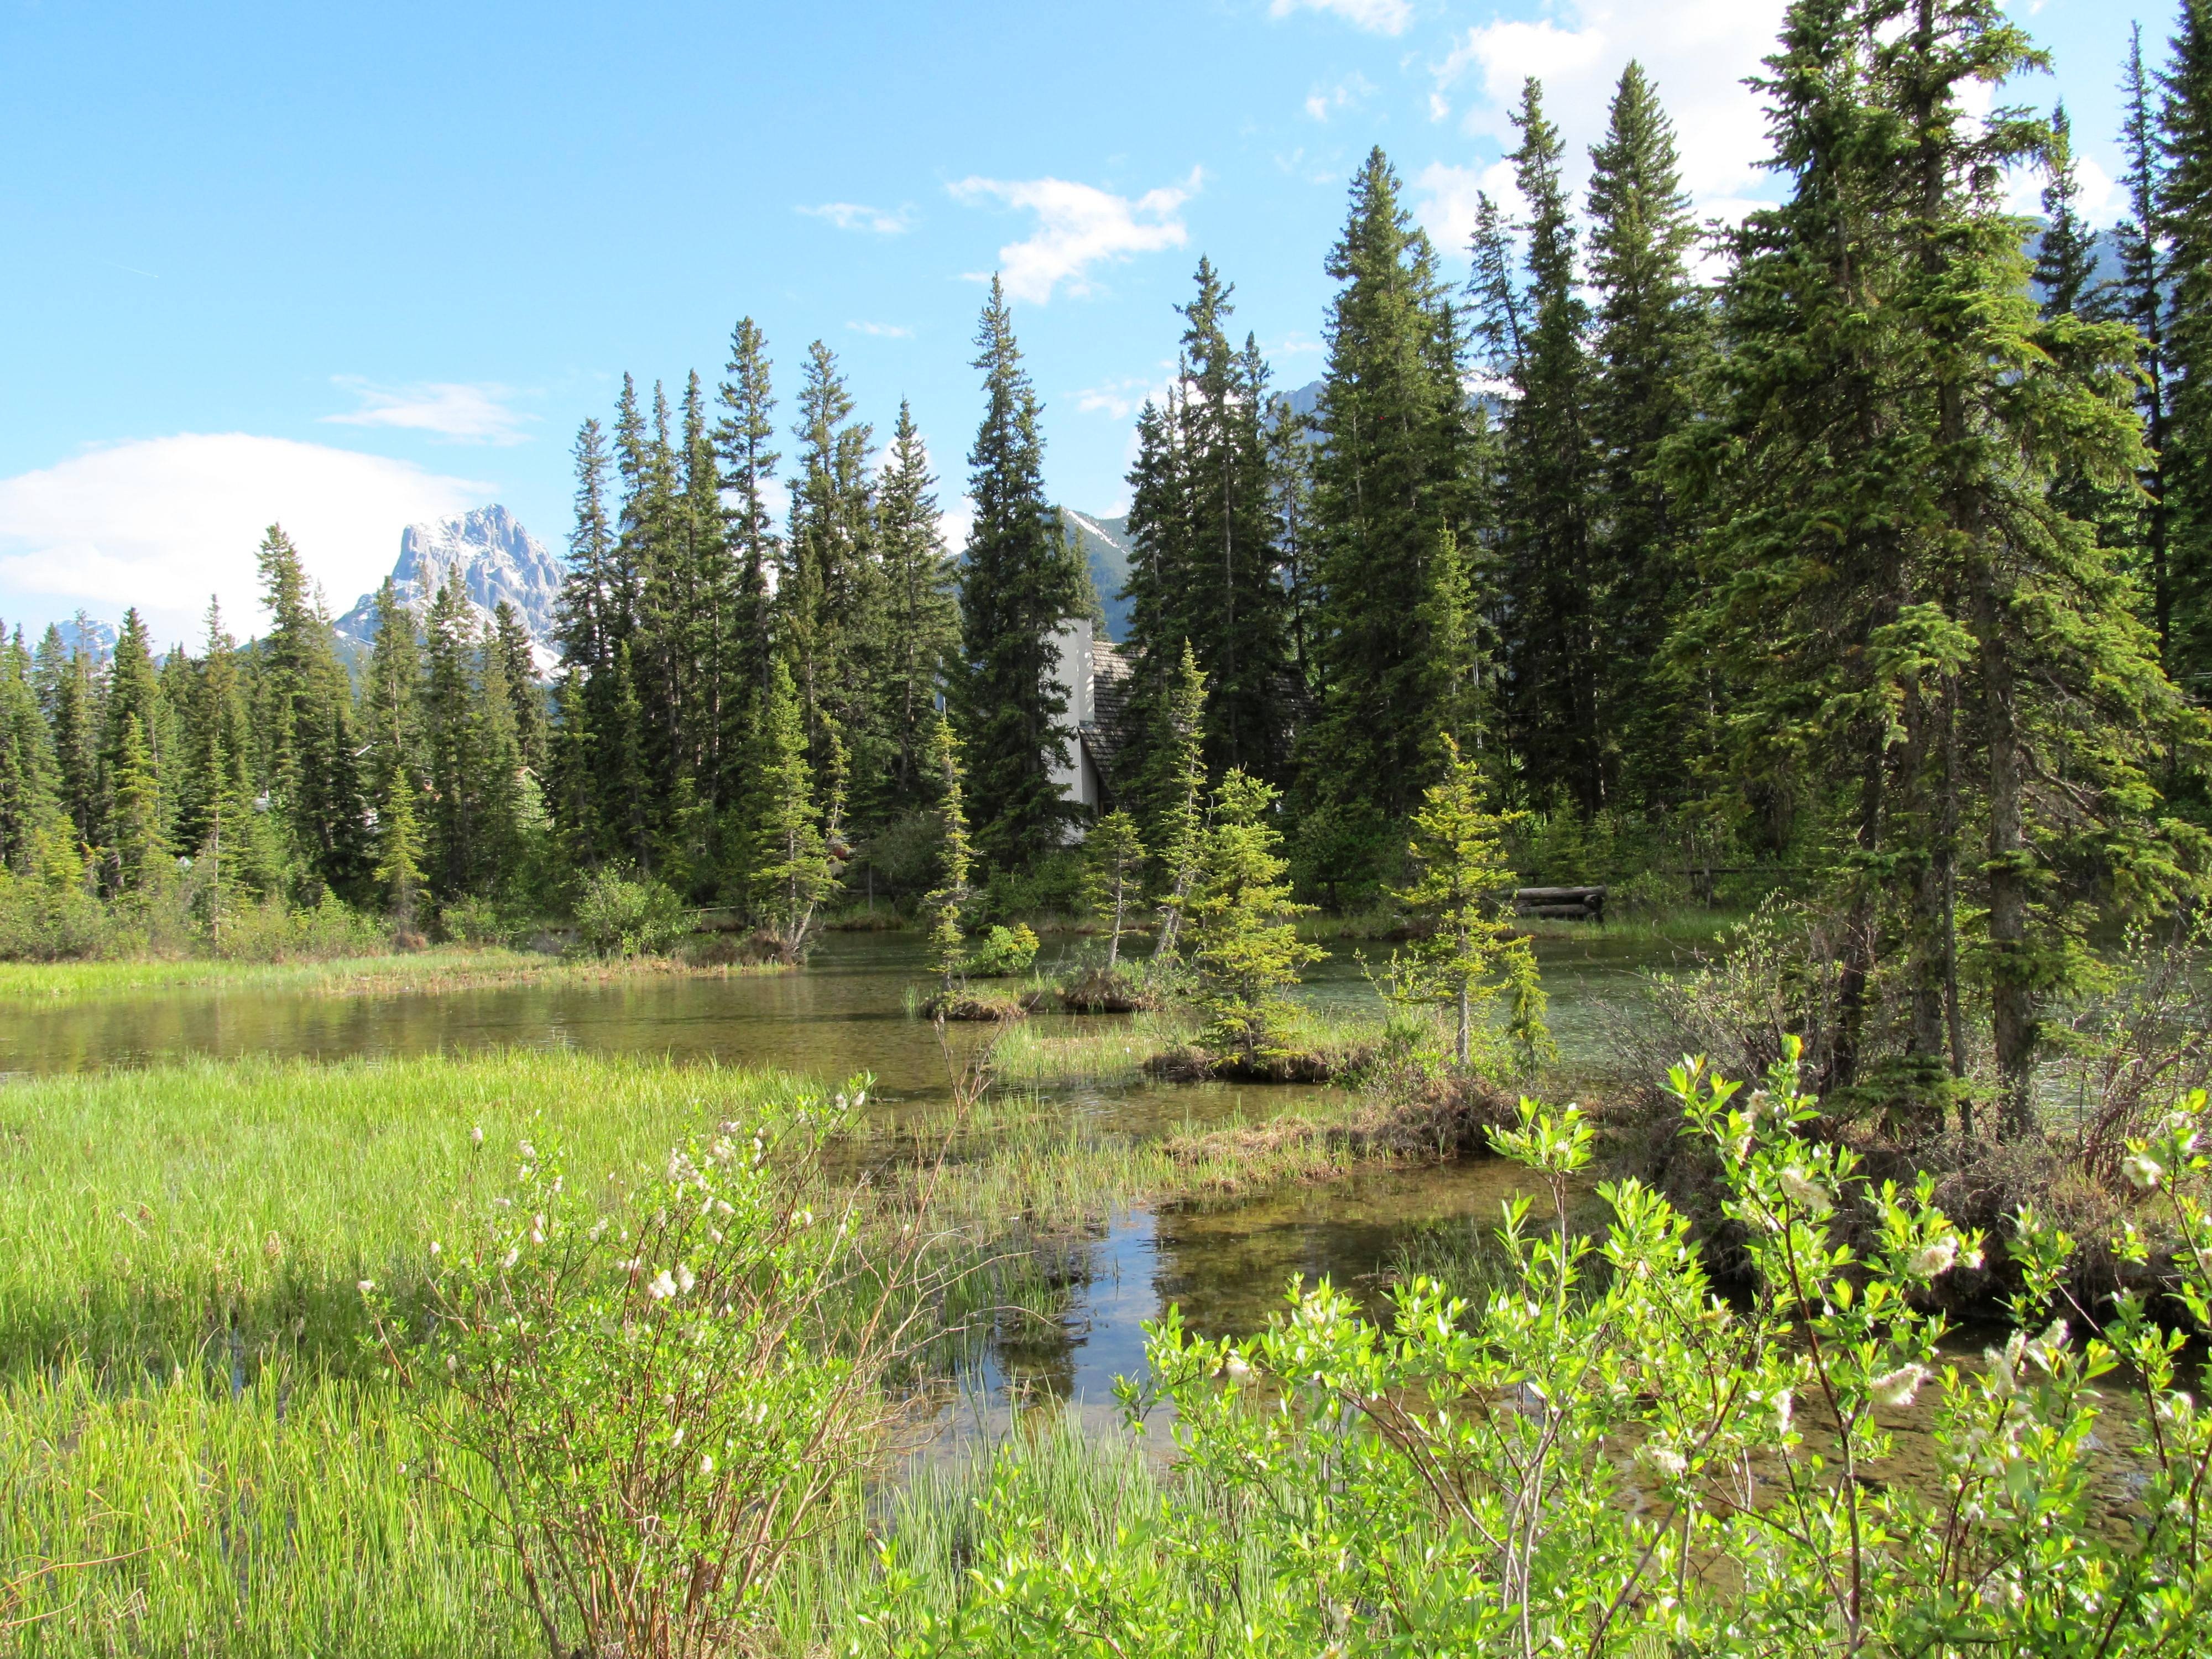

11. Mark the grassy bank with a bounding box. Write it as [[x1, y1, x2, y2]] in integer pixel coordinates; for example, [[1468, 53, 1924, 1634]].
[[0, 945, 789, 1005]]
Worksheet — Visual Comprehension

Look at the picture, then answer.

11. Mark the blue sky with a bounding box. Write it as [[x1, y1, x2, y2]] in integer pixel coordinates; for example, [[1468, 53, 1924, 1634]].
[[0, 0, 2171, 645]]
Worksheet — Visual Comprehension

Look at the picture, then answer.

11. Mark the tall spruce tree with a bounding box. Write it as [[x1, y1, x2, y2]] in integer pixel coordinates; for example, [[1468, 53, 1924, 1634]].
[[873, 399, 958, 820], [2161, 0, 2212, 686], [0, 627, 61, 871], [954, 276, 1087, 868], [1120, 260, 1293, 796], [715, 319, 781, 725], [1297, 148, 1483, 899], [1485, 81, 1600, 812], [2110, 27, 2176, 666], [1691, 0, 2194, 1130], [784, 341, 881, 811], [1583, 62, 1706, 811], [2034, 103, 2100, 317], [252, 525, 366, 899]]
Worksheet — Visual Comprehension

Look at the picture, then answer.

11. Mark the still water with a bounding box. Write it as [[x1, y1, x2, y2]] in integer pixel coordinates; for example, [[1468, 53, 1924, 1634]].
[[1, 928, 1687, 1408]]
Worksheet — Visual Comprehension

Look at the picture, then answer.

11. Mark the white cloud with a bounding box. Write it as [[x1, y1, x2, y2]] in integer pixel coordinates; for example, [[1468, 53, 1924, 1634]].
[[1072, 373, 1176, 420], [847, 320, 914, 338], [2004, 152, 2121, 227], [0, 434, 493, 644], [797, 201, 916, 234], [1412, 158, 1524, 255], [1430, 1, 1790, 214], [1270, 0, 1412, 36], [1305, 72, 1375, 122], [324, 379, 534, 445], [949, 170, 1200, 303]]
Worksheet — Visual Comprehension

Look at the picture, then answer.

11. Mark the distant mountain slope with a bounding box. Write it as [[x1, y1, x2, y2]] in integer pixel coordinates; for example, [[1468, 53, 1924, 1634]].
[[1060, 508, 1135, 643], [334, 505, 562, 675]]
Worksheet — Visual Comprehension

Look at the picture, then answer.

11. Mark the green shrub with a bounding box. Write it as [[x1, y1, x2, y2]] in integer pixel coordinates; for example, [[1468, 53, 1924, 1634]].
[[880, 1046, 2212, 1655], [964, 922, 1039, 978], [437, 894, 511, 947], [573, 869, 684, 957]]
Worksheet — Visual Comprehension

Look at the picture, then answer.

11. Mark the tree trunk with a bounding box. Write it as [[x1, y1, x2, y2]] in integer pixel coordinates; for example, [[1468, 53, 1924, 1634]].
[[1971, 555, 2035, 1135]]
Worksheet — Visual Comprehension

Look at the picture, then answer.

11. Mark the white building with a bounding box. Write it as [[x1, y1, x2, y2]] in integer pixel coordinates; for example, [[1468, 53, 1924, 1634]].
[[1047, 618, 1130, 827]]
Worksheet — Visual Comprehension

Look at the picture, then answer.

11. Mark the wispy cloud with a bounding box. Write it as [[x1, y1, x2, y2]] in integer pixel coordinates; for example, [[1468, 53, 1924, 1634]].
[[323, 379, 534, 445], [0, 434, 493, 643], [949, 170, 1199, 303], [847, 320, 914, 338], [1429, 2, 1790, 214], [797, 201, 916, 234], [1269, 0, 1412, 36], [1072, 374, 1172, 420], [1304, 72, 1374, 123]]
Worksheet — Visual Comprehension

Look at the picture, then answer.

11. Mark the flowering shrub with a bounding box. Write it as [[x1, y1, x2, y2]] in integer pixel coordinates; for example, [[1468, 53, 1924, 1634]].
[[878, 1042, 2212, 1655], [372, 1077, 919, 1657]]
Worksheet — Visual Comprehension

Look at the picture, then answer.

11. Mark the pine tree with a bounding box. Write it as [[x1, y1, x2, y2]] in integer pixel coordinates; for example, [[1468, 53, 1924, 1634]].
[[0, 626, 61, 872], [2161, 0, 2212, 684], [98, 609, 167, 892], [1583, 61, 1706, 811], [1389, 734, 1546, 1069], [1692, 0, 2194, 1130], [955, 276, 1087, 869], [715, 319, 781, 723], [921, 713, 973, 992], [176, 601, 278, 937], [873, 400, 958, 819], [1298, 148, 1482, 898], [2109, 26, 2175, 665], [784, 341, 881, 808], [490, 601, 546, 774], [1190, 770, 1322, 1069], [1489, 80, 1600, 811], [372, 762, 428, 933], [737, 656, 837, 960], [1081, 810, 1146, 970], [421, 572, 481, 898], [1149, 642, 1209, 959], [2034, 103, 2100, 317], [43, 626, 100, 852], [253, 525, 366, 899], [551, 421, 616, 860], [107, 712, 164, 898], [1120, 261, 1293, 794]]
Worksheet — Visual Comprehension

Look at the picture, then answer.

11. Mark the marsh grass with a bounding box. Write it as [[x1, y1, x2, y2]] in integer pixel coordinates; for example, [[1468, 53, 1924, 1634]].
[[0, 1051, 815, 1371], [0, 947, 780, 1006], [0, 1365, 530, 1655]]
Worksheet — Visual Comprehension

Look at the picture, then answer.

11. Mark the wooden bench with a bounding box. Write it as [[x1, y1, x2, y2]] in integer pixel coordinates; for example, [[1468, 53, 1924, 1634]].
[[1513, 885, 1606, 922]]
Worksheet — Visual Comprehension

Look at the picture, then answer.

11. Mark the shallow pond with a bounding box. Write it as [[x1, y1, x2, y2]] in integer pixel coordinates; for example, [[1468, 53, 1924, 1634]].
[[1, 927, 1699, 1410]]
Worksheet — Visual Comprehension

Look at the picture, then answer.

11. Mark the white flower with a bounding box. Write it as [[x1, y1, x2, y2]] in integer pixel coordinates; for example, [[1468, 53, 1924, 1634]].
[[1222, 1352, 1253, 1381], [671, 1426, 684, 1446], [589, 1219, 609, 1242], [469, 1126, 484, 1146], [2121, 1154, 2164, 1192], [519, 1140, 536, 1161], [675, 1265, 696, 1295], [502, 1248, 520, 1271], [445, 1352, 458, 1372], [700, 1453, 715, 1475], [1778, 1167, 1834, 1216], [1636, 1443, 1689, 1479], [1773, 1390, 1795, 1434], [357, 1279, 375, 1294], [1908, 1237, 1959, 1280], [1870, 1364, 1928, 1407], [649, 1270, 678, 1300], [715, 1199, 734, 1217], [429, 1240, 441, 1256]]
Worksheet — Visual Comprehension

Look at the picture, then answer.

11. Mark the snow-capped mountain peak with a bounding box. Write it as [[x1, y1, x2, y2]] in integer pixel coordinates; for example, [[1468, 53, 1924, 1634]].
[[335, 505, 562, 676]]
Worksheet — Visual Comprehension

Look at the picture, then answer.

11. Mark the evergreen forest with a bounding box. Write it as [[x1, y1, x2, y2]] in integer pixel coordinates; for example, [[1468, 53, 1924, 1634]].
[[6, 0, 2212, 1138]]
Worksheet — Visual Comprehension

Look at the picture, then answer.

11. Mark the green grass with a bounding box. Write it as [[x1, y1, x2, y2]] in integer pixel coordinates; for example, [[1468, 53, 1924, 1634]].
[[0, 946, 782, 1006], [0, 1050, 817, 1370], [0, 1366, 530, 1656]]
